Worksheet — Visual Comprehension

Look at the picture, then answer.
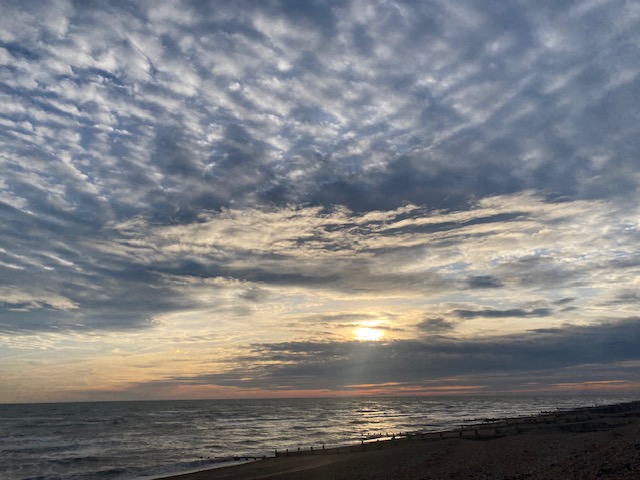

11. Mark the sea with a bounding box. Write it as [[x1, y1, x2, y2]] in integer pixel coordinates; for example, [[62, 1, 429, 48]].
[[1, 394, 637, 480]]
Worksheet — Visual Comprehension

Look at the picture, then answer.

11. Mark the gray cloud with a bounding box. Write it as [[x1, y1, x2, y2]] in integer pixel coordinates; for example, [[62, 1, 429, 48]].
[[605, 292, 640, 306], [453, 308, 553, 319], [466, 275, 504, 289], [171, 317, 640, 391], [416, 317, 456, 334]]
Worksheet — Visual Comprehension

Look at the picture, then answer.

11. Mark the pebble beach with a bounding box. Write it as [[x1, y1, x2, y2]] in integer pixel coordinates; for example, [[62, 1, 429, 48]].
[[159, 400, 640, 480]]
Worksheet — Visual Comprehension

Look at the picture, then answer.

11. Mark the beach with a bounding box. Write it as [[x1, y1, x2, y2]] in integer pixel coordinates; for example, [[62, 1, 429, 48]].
[[159, 400, 640, 480]]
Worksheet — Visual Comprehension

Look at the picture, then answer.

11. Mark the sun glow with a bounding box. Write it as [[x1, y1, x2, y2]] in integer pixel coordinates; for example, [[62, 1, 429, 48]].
[[354, 326, 384, 342]]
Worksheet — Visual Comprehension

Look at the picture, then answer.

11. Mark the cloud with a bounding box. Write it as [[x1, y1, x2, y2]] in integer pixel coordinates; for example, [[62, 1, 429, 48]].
[[466, 275, 504, 289], [605, 292, 640, 306], [453, 308, 553, 319], [1, 190, 639, 335], [2, 0, 638, 225], [416, 317, 456, 334], [1, 0, 640, 400], [166, 317, 640, 392]]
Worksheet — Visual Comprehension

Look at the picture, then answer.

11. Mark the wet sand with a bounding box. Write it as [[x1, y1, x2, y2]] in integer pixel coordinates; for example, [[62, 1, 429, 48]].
[[159, 400, 640, 480]]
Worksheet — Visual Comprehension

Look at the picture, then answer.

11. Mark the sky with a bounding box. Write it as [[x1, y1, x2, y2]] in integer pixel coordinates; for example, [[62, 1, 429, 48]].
[[1, 0, 640, 404]]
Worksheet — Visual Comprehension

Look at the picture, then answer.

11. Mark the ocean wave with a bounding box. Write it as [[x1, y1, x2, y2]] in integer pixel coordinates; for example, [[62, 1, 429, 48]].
[[2, 395, 635, 480]]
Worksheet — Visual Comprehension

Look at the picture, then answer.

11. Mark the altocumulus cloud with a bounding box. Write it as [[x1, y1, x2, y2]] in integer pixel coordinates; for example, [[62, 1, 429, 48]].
[[1, 0, 640, 400]]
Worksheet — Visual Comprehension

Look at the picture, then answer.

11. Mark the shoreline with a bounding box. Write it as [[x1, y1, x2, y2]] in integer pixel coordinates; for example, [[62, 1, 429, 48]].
[[157, 399, 640, 480]]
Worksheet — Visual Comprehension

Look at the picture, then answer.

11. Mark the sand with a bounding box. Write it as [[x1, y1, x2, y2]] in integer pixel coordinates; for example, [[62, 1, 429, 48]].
[[159, 400, 640, 480]]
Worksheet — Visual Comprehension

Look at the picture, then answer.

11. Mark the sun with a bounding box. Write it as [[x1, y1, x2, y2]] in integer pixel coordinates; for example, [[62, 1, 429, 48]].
[[354, 326, 384, 342]]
